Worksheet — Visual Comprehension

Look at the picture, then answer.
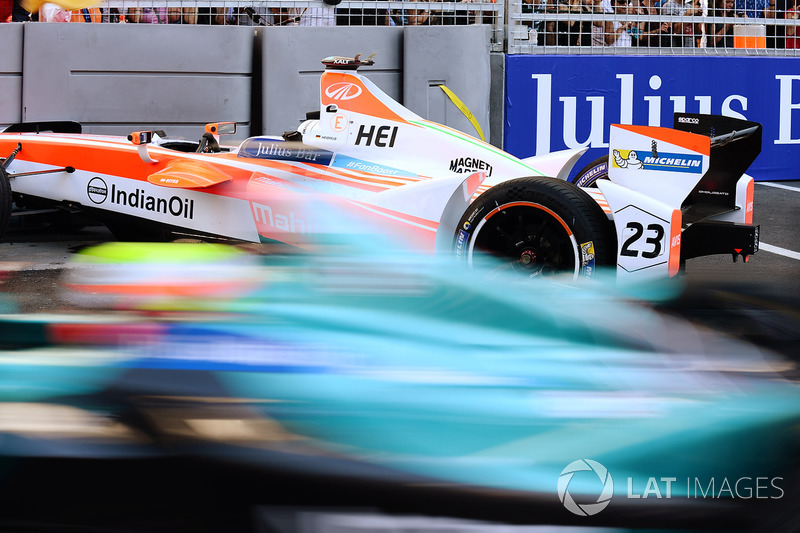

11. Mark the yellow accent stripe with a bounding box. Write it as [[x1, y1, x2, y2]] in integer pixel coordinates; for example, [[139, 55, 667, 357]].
[[436, 85, 485, 142]]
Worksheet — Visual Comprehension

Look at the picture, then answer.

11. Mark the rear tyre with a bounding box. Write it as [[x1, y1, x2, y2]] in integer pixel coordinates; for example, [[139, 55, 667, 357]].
[[0, 166, 11, 241], [453, 177, 614, 279], [572, 156, 609, 188]]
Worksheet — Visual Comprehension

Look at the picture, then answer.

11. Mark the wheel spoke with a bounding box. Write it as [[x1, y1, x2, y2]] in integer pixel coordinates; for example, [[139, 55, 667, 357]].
[[475, 204, 575, 276]]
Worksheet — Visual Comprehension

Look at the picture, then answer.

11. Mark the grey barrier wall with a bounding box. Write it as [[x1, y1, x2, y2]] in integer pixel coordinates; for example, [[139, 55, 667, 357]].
[[4, 23, 496, 146], [403, 25, 491, 143], [489, 52, 505, 149], [21, 24, 254, 140], [256, 25, 492, 141], [256, 26, 404, 136], [0, 24, 23, 126]]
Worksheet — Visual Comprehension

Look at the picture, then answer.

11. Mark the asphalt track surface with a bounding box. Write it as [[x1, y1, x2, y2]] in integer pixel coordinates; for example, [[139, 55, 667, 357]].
[[0, 179, 799, 358]]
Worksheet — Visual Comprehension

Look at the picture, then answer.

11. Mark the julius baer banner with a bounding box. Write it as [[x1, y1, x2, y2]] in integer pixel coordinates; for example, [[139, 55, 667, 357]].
[[504, 55, 800, 181]]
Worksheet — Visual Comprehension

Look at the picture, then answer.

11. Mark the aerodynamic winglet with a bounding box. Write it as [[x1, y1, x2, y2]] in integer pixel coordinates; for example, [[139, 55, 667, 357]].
[[147, 160, 234, 189]]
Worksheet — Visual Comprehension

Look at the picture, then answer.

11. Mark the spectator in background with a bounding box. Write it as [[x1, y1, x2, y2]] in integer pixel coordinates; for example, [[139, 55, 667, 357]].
[[680, 0, 703, 47], [545, 0, 593, 45], [785, 0, 800, 46], [585, 0, 607, 45], [102, 7, 124, 22], [295, 0, 337, 25], [11, 0, 30, 20], [39, 2, 100, 21], [735, 0, 776, 46], [70, 5, 100, 20], [636, 0, 672, 46], [735, 0, 770, 16], [39, 2, 70, 20], [405, 0, 431, 24], [574, 0, 596, 45], [628, 0, 646, 45], [127, 6, 167, 22], [710, 0, 736, 47], [429, 0, 473, 25], [167, 7, 196, 23], [658, 0, 703, 46], [2, 0, 14, 20], [602, 0, 635, 46], [336, 0, 390, 25]]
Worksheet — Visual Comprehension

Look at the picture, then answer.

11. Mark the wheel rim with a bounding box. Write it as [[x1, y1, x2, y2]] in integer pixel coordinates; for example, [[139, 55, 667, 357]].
[[468, 201, 580, 278]]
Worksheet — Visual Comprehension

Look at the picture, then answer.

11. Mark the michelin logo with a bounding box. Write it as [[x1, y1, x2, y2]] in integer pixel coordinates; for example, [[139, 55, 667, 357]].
[[613, 149, 644, 170], [613, 149, 703, 174]]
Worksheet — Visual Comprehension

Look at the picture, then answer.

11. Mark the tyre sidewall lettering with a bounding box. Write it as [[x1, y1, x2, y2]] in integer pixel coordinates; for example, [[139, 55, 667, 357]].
[[454, 177, 615, 279], [573, 156, 609, 188]]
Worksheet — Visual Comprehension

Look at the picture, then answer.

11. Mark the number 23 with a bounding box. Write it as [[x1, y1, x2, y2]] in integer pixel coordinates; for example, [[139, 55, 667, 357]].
[[620, 222, 664, 259]]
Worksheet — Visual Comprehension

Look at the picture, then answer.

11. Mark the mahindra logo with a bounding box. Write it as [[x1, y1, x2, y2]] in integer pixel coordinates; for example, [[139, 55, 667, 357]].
[[325, 82, 362, 101]]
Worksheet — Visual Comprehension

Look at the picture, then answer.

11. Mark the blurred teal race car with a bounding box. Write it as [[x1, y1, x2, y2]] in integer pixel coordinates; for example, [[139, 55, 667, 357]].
[[0, 242, 797, 532]]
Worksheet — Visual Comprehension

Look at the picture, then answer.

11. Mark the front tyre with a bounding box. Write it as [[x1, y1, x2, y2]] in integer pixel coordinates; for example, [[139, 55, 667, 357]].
[[453, 177, 615, 279]]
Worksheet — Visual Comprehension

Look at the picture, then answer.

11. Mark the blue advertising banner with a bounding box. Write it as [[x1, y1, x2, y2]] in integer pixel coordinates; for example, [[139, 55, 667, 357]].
[[504, 55, 800, 181]]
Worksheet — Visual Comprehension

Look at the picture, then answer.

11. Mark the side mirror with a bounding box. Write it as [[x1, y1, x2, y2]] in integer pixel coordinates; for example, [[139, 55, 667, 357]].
[[128, 131, 153, 145], [205, 122, 237, 136], [129, 131, 157, 163]]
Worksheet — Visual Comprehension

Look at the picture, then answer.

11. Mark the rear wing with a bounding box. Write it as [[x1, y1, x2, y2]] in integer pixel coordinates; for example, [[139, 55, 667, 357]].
[[599, 114, 761, 283], [673, 113, 762, 223]]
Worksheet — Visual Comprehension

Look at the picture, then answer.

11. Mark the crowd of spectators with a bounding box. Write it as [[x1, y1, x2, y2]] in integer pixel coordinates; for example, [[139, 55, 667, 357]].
[[0, 0, 797, 49], [1, 0, 494, 26], [525, 0, 796, 48]]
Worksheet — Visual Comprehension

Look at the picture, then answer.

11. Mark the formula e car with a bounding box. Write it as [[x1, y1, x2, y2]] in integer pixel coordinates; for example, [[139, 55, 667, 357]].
[[0, 243, 798, 532], [0, 54, 761, 283]]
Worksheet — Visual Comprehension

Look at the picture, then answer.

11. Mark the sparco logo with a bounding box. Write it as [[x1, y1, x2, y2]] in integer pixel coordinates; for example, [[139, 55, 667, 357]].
[[558, 459, 614, 516], [325, 82, 362, 101], [678, 116, 700, 124], [87, 177, 108, 204]]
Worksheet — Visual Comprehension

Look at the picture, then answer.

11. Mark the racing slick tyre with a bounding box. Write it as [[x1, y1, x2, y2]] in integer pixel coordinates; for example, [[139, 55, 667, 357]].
[[0, 166, 11, 241], [572, 156, 609, 188], [453, 177, 615, 279]]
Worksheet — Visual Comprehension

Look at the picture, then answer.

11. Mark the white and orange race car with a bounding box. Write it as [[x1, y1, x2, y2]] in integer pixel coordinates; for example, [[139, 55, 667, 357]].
[[0, 54, 760, 283]]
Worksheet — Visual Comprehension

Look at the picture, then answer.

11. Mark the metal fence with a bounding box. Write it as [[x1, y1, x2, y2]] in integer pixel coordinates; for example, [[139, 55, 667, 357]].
[[26, 0, 800, 55], [37, 0, 503, 49], [507, 0, 800, 54]]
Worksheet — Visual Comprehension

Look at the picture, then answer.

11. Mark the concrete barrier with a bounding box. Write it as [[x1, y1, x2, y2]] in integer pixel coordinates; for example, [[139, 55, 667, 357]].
[[256, 26, 404, 134], [0, 24, 24, 128], [21, 23, 253, 140], [403, 25, 491, 142], [5, 23, 495, 146]]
